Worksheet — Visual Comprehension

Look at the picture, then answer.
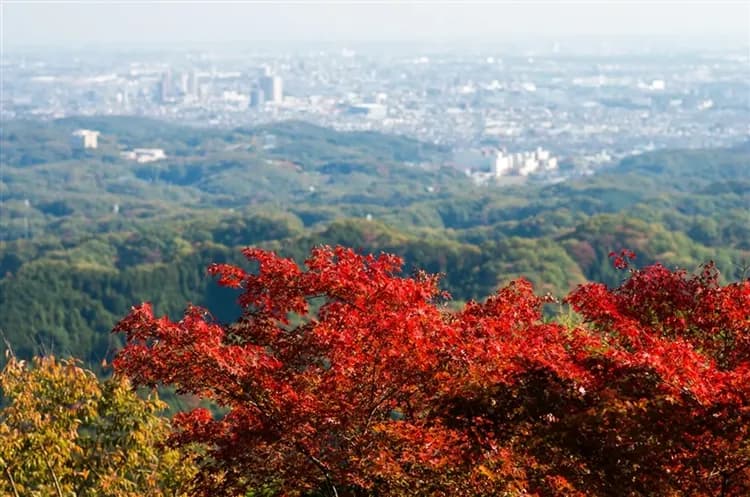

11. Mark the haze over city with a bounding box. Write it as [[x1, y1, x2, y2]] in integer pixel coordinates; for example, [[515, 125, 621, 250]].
[[2, 1, 749, 183], [3, 2, 749, 46]]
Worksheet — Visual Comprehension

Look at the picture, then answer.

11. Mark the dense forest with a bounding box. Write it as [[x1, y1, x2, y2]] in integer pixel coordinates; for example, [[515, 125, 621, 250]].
[[1, 117, 748, 366], [1, 116, 750, 496]]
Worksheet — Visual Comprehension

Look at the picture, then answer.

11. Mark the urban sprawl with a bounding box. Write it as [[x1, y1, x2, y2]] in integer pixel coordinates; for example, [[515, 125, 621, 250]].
[[3, 41, 749, 182]]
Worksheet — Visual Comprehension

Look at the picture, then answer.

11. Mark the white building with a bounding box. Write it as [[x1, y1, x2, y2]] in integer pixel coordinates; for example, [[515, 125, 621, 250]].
[[250, 87, 265, 108], [502, 148, 558, 176], [188, 70, 200, 97], [347, 103, 387, 120], [70, 129, 99, 149], [650, 79, 666, 91], [493, 154, 513, 177], [519, 157, 540, 176], [535, 147, 550, 161], [120, 148, 167, 163], [259, 75, 283, 103], [179, 73, 190, 95], [454, 147, 559, 178], [159, 69, 172, 103]]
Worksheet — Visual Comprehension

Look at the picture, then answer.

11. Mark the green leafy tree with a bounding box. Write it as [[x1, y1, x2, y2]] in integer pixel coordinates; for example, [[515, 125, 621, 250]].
[[0, 355, 197, 497]]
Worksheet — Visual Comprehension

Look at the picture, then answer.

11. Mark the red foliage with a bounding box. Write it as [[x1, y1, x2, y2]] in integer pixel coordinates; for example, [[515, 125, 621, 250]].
[[608, 248, 637, 269], [114, 246, 750, 496]]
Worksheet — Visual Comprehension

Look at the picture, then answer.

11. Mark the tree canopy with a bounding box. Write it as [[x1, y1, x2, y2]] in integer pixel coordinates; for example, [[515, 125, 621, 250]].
[[113, 245, 750, 497], [0, 355, 197, 497]]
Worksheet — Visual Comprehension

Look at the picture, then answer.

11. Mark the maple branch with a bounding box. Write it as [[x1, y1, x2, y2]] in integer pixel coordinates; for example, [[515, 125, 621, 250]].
[[292, 442, 338, 497], [322, 290, 369, 315], [366, 386, 398, 429], [719, 459, 750, 497], [365, 341, 388, 424]]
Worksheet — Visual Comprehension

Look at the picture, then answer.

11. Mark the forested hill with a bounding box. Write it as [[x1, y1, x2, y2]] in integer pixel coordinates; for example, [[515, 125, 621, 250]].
[[0, 116, 748, 366]]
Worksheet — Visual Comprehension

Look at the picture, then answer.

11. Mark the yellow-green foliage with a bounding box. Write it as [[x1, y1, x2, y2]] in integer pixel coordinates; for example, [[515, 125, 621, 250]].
[[0, 355, 197, 497]]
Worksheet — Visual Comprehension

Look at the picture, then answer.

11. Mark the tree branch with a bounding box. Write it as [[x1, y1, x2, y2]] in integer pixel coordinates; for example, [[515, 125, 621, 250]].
[[42, 451, 64, 497], [293, 442, 338, 497], [2, 463, 21, 497]]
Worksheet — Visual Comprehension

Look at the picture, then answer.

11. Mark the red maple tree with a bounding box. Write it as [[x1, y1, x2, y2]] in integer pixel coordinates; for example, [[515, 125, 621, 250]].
[[113, 246, 750, 496]]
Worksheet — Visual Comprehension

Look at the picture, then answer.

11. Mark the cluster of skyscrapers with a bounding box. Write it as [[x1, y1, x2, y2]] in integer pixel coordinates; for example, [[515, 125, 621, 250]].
[[250, 67, 284, 108], [158, 68, 200, 103], [156, 66, 283, 109]]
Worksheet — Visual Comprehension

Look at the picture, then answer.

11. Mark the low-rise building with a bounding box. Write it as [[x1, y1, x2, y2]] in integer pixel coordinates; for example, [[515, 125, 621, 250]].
[[347, 103, 387, 120], [456, 147, 559, 179], [120, 148, 167, 163]]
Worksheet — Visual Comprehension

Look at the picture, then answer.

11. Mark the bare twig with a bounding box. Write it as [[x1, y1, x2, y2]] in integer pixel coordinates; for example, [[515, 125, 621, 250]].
[[0, 327, 16, 360]]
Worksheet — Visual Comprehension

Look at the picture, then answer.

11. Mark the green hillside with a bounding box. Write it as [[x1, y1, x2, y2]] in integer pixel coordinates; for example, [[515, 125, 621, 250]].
[[1, 117, 748, 366]]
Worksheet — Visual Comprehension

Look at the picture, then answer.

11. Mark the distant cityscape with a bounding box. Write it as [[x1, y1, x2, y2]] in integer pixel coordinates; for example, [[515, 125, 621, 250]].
[[2, 42, 749, 180]]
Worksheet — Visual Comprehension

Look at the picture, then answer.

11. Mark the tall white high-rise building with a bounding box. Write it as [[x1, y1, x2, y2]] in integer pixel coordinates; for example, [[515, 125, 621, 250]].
[[179, 73, 190, 95], [250, 86, 265, 108], [158, 69, 172, 103], [70, 129, 100, 149], [188, 70, 199, 97], [493, 154, 512, 177], [259, 75, 283, 103]]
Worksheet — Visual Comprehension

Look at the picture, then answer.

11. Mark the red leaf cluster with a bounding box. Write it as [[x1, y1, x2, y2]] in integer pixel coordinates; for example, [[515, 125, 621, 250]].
[[608, 248, 637, 270], [113, 246, 750, 496]]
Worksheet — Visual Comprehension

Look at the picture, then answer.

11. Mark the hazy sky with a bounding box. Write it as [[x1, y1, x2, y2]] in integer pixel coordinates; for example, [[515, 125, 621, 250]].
[[2, 1, 749, 46]]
